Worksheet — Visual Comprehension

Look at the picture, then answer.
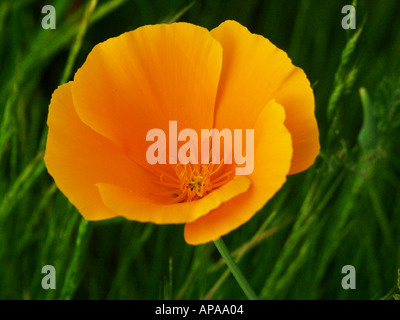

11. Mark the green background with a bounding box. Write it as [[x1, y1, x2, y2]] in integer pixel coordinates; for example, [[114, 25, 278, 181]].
[[0, 0, 399, 299]]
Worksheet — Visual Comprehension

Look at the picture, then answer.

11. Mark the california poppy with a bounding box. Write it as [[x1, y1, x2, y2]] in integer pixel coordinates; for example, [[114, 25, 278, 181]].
[[45, 20, 319, 245]]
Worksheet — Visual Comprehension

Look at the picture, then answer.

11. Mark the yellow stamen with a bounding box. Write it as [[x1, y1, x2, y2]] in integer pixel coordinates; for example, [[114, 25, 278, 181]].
[[154, 161, 235, 204]]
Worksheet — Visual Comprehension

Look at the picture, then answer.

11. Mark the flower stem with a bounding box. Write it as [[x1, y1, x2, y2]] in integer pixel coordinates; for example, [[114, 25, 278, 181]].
[[213, 238, 258, 300]]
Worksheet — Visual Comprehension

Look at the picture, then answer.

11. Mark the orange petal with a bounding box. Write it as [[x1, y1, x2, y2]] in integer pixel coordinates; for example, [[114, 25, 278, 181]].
[[44, 82, 157, 220], [97, 175, 250, 224], [184, 100, 293, 245], [71, 22, 223, 170], [210, 20, 319, 174], [273, 68, 320, 174]]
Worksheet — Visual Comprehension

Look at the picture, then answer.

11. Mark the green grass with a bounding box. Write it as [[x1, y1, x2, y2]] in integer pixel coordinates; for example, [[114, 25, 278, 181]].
[[1, 0, 400, 300]]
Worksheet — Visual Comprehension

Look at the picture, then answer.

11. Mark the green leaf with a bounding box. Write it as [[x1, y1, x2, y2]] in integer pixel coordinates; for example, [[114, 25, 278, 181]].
[[358, 87, 379, 151]]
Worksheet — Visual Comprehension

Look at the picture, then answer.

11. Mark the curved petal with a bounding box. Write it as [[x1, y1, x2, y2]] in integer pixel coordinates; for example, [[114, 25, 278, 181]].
[[44, 82, 157, 220], [72, 22, 223, 170], [97, 175, 250, 224], [210, 20, 319, 174], [184, 100, 293, 245], [273, 68, 320, 173]]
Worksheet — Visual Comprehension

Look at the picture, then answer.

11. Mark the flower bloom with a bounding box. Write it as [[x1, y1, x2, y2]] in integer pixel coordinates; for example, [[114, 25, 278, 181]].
[[45, 20, 319, 245]]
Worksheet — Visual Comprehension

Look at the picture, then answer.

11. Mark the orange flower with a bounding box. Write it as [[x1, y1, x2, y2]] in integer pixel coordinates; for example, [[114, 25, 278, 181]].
[[45, 20, 319, 245]]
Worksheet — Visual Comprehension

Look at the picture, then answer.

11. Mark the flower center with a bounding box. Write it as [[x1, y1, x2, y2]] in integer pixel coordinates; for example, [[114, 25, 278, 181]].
[[154, 161, 235, 204]]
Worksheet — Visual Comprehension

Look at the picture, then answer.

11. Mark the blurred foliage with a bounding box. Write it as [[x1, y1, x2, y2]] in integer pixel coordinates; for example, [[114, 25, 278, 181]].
[[0, 0, 399, 300]]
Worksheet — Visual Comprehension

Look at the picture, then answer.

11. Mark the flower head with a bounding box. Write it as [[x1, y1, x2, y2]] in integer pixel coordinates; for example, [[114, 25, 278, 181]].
[[45, 20, 319, 245]]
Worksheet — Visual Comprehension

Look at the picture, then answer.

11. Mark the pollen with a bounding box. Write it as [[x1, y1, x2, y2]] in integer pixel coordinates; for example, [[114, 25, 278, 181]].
[[154, 161, 235, 204]]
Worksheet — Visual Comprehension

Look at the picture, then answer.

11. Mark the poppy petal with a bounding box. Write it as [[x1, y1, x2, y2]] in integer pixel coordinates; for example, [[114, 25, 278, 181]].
[[273, 68, 320, 174], [44, 82, 157, 220], [97, 175, 250, 224], [71, 22, 223, 170], [184, 100, 293, 245], [210, 20, 319, 174]]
